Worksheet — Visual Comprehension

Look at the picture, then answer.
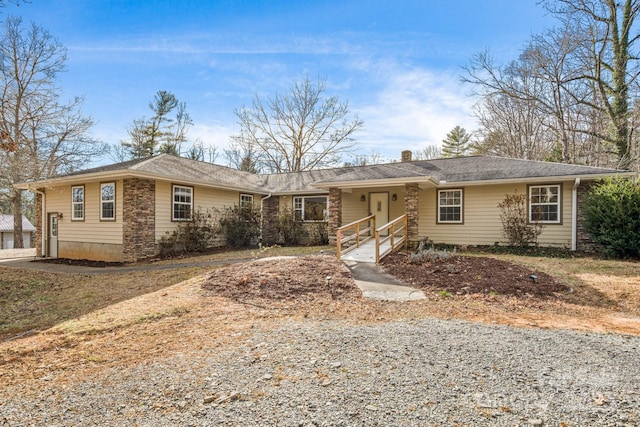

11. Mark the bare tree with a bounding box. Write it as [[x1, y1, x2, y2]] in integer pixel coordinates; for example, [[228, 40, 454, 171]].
[[543, 0, 640, 168], [231, 77, 364, 173], [0, 16, 104, 247], [414, 145, 442, 160]]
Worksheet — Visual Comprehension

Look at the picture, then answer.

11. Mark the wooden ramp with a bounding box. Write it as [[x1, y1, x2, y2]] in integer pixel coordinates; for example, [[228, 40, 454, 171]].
[[339, 239, 390, 263]]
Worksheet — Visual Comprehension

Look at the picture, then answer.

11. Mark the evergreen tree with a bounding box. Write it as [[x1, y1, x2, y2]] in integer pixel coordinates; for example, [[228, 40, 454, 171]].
[[441, 126, 471, 157]]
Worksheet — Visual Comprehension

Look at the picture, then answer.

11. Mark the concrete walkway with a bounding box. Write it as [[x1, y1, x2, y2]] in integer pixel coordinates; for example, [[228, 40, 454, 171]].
[[344, 260, 426, 301]]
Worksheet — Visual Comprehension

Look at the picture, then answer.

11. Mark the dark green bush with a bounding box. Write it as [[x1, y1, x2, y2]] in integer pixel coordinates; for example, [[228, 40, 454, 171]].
[[584, 178, 640, 258], [275, 207, 308, 245], [159, 208, 218, 256], [218, 204, 261, 248]]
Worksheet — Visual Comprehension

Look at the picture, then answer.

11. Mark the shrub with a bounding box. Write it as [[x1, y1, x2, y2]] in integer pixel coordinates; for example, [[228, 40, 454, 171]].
[[498, 190, 543, 247], [218, 204, 261, 248], [275, 207, 308, 245], [159, 208, 218, 256], [309, 221, 329, 245], [583, 178, 640, 258]]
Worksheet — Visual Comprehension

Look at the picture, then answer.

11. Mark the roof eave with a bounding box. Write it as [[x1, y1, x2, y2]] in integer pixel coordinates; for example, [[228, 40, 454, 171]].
[[15, 169, 270, 195], [313, 176, 438, 189], [438, 171, 636, 187]]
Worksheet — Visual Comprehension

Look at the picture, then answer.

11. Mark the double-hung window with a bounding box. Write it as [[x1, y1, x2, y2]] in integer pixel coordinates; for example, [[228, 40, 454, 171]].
[[172, 185, 193, 221], [293, 196, 327, 221], [529, 184, 561, 223], [240, 194, 254, 210], [100, 182, 115, 220], [437, 189, 463, 223], [71, 185, 85, 220]]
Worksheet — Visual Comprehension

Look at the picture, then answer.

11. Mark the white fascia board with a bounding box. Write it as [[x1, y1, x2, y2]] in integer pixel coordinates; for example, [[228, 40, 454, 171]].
[[312, 176, 438, 189], [437, 172, 636, 188]]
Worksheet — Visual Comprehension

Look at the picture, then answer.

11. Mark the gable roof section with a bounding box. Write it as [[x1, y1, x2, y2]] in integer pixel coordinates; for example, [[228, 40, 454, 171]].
[[312, 156, 631, 188], [0, 215, 36, 232], [15, 154, 633, 194]]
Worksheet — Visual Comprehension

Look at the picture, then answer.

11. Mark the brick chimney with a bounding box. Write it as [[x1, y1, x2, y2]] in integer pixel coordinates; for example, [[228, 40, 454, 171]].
[[401, 150, 412, 162]]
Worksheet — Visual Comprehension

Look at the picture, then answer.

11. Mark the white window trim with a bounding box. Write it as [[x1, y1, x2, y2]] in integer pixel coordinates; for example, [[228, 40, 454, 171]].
[[293, 195, 328, 222], [100, 182, 116, 220], [437, 189, 463, 224], [172, 185, 193, 221], [71, 185, 84, 220], [529, 184, 561, 224], [240, 193, 254, 209]]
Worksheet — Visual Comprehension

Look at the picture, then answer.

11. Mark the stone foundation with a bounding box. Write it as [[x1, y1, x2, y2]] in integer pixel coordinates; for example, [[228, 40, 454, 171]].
[[404, 183, 419, 248], [261, 196, 280, 245], [122, 178, 156, 262], [328, 188, 342, 245], [576, 180, 601, 253]]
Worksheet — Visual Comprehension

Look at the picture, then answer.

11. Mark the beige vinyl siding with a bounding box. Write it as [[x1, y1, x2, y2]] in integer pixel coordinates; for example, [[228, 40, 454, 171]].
[[418, 182, 572, 247], [342, 187, 406, 227], [46, 181, 123, 244], [154, 181, 242, 241]]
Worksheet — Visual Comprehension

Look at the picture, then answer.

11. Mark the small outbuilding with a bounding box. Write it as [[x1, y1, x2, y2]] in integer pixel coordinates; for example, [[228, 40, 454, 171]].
[[0, 214, 36, 249]]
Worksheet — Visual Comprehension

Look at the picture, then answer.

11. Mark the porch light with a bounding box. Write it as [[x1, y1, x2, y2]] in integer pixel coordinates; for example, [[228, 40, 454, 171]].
[[360, 194, 366, 202], [392, 193, 397, 201]]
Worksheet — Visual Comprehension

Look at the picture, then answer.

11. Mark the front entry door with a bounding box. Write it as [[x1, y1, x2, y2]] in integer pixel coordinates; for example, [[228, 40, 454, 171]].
[[369, 192, 389, 234], [48, 213, 58, 258]]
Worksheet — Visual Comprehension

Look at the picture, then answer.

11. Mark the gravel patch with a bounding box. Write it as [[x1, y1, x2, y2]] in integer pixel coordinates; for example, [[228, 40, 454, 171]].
[[2, 318, 639, 426]]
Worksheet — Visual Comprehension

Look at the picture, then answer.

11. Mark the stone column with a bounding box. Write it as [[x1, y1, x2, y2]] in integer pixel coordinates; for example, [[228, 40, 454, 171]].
[[328, 187, 342, 245], [122, 178, 156, 263], [404, 183, 419, 248], [576, 180, 600, 253], [35, 190, 43, 257], [261, 196, 280, 245]]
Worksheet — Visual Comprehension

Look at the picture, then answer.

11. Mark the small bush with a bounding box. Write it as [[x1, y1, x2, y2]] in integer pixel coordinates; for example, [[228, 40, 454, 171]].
[[275, 208, 308, 245], [409, 247, 455, 264], [309, 221, 329, 245], [583, 178, 640, 258], [498, 190, 543, 247], [159, 208, 218, 256], [218, 204, 261, 248]]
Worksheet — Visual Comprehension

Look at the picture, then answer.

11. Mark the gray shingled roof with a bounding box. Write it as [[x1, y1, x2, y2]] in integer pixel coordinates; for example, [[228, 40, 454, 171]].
[[312, 156, 628, 185], [0, 214, 36, 232], [22, 154, 632, 194]]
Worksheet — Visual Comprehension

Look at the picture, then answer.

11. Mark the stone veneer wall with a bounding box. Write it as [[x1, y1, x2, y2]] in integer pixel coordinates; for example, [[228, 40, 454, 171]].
[[404, 183, 419, 248], [328, 188, 342, 245], [576, 180, 601, 253], [261, 196, 280, 245], [35, 191, 43, 257], [122, 178, 156, 263]]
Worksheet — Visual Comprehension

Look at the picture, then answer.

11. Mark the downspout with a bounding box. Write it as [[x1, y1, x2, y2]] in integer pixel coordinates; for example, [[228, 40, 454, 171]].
[[31, 187, 46, 257], [259, 193, 272, 243], [571, 178, 580, 252]]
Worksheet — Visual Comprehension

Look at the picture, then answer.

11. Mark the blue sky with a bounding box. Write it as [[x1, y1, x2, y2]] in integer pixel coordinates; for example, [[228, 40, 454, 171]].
[[4, 0, 556, 166]]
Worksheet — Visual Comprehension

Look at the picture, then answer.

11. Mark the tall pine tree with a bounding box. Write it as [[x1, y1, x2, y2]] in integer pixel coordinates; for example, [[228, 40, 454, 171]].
[[441, 125, 471, 157]]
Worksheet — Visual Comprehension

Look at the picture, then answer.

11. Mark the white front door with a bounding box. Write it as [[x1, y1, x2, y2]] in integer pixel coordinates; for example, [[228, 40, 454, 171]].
[[369, 192, 389, 233], [48, 213, 58, 258]]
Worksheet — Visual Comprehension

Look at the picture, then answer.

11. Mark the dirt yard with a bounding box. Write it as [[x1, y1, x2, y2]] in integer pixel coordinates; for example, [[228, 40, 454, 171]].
[[1, 250, 639, 392]]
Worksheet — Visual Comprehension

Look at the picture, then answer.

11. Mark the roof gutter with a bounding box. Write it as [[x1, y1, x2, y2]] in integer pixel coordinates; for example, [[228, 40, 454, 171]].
[[28, 186, 46, 258], [571, 178, 581, 251]]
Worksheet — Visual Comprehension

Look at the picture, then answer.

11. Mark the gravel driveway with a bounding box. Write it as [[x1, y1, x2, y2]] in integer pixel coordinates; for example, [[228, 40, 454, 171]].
[[1, 318, 638, 426]]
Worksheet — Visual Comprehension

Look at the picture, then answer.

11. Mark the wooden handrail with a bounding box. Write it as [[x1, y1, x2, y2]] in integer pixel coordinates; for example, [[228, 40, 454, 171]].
[[374, 214, 407, 263], [336, 214, 375, 259]]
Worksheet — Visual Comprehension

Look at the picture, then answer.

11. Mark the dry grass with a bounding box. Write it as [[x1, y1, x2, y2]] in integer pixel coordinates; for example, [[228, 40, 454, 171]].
[[0, 250, 639, 392], [0, 245, 330, 340]]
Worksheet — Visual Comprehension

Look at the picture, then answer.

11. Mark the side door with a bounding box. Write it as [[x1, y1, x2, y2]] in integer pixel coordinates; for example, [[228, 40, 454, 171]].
[[48, 213, 58, 258]]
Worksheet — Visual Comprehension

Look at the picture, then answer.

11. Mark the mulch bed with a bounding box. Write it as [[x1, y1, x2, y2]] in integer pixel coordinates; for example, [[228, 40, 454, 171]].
[[202, 255, 359, 302], [34, 258, 124, 267], [381, 251, 569, 298]]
